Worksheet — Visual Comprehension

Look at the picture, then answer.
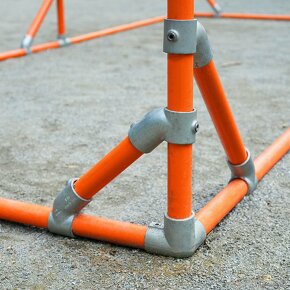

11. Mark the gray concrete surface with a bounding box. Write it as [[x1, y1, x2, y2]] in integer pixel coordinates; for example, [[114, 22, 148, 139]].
[[0, 0, 289, 289]]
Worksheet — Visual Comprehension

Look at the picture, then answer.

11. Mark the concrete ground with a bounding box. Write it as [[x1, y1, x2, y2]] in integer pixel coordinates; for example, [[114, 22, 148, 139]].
[[0, 0, 289, 289]]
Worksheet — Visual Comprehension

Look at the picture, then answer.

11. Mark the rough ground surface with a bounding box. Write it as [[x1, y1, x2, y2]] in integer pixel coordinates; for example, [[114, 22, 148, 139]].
[[0, 0, 289, 289]]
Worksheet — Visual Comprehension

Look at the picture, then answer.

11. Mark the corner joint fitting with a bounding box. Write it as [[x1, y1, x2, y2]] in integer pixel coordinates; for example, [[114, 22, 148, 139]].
[[194, 21, 213, 68], [145, 214, 206, 258], [128, 107, 198, 153], [48, 178, 91, 237], [20, 35, 33, 54], [227, 148, 258, 194]]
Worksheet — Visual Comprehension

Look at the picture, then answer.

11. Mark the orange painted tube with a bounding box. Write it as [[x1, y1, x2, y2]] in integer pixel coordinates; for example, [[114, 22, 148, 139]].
[[196, 128, 290, 234], [26, 0, 54, 38], [74, 137, 143, 200], [0, 198, 146, 248], [69, 16, 165, 44], [195, 12, 290, 21], [195, 60, 247, 165], [167, 0, 194, 220], [0, 198, 50, 228], [57, 0, 66, 36], [72, 215, 146, 248], [30, 41, 60, 53], [0, 48, 27, 61]]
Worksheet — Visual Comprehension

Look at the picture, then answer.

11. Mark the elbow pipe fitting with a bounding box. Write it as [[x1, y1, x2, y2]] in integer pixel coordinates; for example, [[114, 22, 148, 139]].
[[20, 35, 33, 53], [48, 178, 91, 237], [227, 149, 258, 194], [128, 108, 198, 153], [212, 3, 222, 16], [145, 214, 206, 258], [194, 21, 213, 68]]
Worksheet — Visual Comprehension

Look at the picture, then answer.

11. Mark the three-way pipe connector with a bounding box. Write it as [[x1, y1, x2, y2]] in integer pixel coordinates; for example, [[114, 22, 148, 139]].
[[227, 149, 258, 194], [129, 107, 198, 153], [145, 214, 206, 258], [48, 178, 91, 237]]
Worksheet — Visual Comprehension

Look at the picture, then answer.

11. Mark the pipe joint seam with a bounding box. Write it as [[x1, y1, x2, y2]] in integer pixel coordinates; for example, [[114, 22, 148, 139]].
[[128, 107, 198, 153], [227, 148, 258, 194], [163, 19, 197, 54], [48, 178, 91, 237], [194, 21, 213, 68], [145, 214, 206, 258]]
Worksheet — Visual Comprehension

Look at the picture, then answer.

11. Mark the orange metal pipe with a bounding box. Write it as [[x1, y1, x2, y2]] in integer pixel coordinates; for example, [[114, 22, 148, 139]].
[[74, 137, 143, 200], [195, 60, 247, 165], [26, 0, 54, 38], [72, 215, 146, 248], [69, 16, 164, 45], [196, 128, 290, 234], [0, 198, 146, 248], [56, 0, 66, 36], [195, 12, 290, 21], [167, 0, 194, 219], [0, 48, 27, 61]]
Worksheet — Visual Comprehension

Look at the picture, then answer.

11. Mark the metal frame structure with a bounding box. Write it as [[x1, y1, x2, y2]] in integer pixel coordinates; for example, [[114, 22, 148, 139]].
[[0, 0, 290, 257], [0, 0, 290, 62]]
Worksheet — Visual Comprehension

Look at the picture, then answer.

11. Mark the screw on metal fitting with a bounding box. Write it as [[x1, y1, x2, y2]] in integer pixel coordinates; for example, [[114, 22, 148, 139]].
[[167, 30, 179, 42], [48, 178, 91, 237], [227, 148, 258, 194], [144, 214, 206, 258], [128, 107, 198, 153], [193, 122, 199, 133]]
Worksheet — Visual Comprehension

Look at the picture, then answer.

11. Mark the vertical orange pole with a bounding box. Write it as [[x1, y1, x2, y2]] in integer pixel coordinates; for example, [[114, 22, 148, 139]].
[[56, 0, 66, 37], [167, 0, 194, 219]]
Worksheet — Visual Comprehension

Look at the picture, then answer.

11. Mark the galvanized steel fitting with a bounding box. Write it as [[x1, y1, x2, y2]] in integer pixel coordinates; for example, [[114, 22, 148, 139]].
[[227, 149, 258, 194], [145, 214, 206, 258], [48, 178, 91, 237], [58, 35, 71, 47], [194, 21, 213, 68], [163, 19, 197, 54], [128, 107, 198, 153], [20, 35, 33, 53]]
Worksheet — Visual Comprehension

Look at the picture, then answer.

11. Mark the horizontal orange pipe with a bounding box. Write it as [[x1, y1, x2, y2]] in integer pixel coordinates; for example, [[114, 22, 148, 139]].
[[0, 198, 146, 248], [72, 215, 146, 248], [196, 128, 290, 234], [0, 48, 27, 61], [195, 60, 247, 165], [26, 0, 54, 38], [30, 41, 60, 53], [0, 129, 289, 248], [74, 137, 143, 200], [1, 11, 290, 62], [195, 12, 290, 21], [69, 16, 164, 44]]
